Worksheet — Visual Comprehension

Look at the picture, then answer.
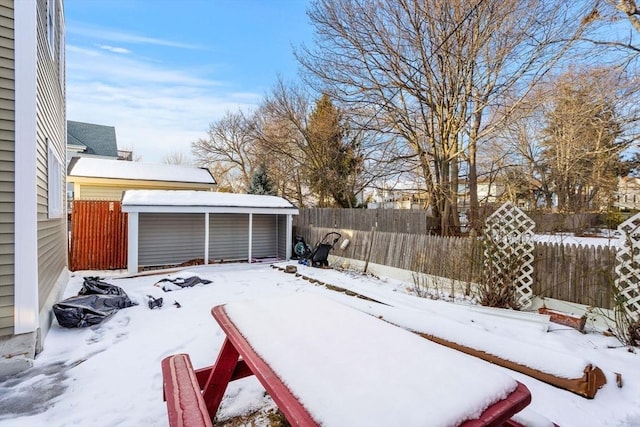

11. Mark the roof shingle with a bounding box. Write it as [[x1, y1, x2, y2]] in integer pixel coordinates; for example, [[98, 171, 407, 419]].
[[67, 120, 118, 157]]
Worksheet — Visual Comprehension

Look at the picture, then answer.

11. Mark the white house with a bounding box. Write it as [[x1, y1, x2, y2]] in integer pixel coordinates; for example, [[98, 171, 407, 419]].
[[0, 0, 67, 377]]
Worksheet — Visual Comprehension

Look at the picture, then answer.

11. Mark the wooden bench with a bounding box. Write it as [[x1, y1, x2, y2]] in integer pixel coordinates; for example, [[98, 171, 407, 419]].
[[162, 294, 532, 426], [161, 352, 256, 426], [161, 354, 212, 427]]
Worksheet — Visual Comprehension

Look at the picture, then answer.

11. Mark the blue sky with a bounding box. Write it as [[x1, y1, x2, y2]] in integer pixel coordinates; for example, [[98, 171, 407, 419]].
[[65, 0, 313, 163]]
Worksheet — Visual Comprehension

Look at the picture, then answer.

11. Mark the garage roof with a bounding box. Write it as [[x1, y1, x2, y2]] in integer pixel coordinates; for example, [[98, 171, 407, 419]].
[[121, 190, 298, 214], [68, 157, 216, 184]]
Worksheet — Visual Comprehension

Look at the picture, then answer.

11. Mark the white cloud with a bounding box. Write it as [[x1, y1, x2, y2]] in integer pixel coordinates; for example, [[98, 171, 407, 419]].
[[66, 44, 261, 164], [67, 22, 205, 50], [67, 44, 217, 87], [97, 44, 131, 54]]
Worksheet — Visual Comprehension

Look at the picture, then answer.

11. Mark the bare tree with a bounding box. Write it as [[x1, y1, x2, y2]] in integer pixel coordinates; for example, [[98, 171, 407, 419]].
[[613, 0, 640, 34], [604, 0, 640, 50], [578, 0, 640, 59], [192, 110, 258, 191], [297, 0, 588, 234], [255, 79, 388, 207], [491, 66, 639, 212], [119, 146, 142, 162], [492, 98, 554, 210], [163, 151, 193, 166], [253, 80, 310, 205], [541, 68, 635, 212]]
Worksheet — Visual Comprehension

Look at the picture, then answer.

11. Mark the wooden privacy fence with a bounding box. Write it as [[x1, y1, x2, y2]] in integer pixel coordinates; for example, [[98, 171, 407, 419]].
[[296, 225, 480, 283], [295, 208, 605, 234], [533, 243, 616, 310], [69, 200, 128, 271], [295, 208, 440, 234], [295, 225, 618, 309]]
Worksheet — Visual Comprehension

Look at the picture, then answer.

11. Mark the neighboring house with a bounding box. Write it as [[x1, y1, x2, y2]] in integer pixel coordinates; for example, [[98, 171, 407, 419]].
[[66, 120, 132, 163], [366, 193, 427, 209], [366, 177, 531, 212], [456, 178, 507, 210], [365, 178, 508, 211], [614, 176, 640, 211], [365, 181, 429, 210], [0, 0, 67, 376], [66, 120, 118, 162], [67, 157, 217, 201]]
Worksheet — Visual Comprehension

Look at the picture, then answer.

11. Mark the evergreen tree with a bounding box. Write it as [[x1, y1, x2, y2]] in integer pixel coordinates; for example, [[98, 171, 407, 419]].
[[305, 93, 361, 207], [247, 164, 277, 195], [541, 70, 623, 212]]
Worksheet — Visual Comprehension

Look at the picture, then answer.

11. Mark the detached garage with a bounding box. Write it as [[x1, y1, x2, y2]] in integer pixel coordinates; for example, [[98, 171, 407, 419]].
[[121, 190, 298, 273]]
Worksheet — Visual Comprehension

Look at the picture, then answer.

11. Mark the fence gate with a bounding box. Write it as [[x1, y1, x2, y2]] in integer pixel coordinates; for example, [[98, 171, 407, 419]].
[[69, 200, 128, 271]]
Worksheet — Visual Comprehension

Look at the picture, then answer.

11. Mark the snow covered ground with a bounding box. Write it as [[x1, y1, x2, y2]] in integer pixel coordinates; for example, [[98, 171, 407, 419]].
[[0, 262, 638, 427], [532, 233, 623, 248]]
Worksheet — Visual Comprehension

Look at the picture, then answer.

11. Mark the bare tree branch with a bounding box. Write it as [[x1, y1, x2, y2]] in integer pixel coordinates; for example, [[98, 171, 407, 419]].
[[297, 0, 588, 234]]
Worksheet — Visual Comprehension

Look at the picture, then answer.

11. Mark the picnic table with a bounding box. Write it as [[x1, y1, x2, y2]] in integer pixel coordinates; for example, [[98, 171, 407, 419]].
[[162, 294, 531, 426]]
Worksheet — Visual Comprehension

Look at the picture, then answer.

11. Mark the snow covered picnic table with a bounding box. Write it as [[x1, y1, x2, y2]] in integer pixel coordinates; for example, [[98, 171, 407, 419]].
[[163, 293, 531, 427]]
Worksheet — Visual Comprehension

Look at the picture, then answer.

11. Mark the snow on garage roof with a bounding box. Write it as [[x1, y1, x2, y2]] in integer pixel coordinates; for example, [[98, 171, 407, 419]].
[[121, 190, 297, 212], [67, 157, 216, 184]]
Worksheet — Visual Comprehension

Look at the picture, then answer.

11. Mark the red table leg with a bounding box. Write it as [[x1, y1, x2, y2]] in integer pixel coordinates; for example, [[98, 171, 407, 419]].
[[201, 337, 241, 417]]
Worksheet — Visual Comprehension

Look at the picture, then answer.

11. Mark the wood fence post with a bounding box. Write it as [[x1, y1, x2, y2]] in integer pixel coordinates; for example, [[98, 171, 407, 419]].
[[364, 226, 376, 273]]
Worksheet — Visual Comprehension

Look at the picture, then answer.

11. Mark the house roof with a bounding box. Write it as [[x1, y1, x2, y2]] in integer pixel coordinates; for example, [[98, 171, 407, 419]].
[[67, 157, 216, 185], [67, 120, 118, 157], [121, 190, 298, 214]]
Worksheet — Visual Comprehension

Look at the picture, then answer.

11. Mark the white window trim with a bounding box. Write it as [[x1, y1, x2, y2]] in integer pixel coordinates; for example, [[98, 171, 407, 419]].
[[48, 141, 63, 219]]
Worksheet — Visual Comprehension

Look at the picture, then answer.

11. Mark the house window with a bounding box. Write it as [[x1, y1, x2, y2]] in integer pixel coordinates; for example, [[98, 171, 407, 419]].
[[47, 0, 56, 57], [48, 141, 63, 218], [58, 0, 65, 87]]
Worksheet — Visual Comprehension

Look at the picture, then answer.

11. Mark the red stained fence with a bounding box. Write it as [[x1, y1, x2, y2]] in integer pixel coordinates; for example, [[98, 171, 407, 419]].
[[69, 200, 128, 271]]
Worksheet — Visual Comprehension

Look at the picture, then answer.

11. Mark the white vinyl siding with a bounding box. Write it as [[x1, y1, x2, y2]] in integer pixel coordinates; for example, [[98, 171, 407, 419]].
[[69, 181, 216, 202], [35, 0, 66, 314], [73, 185, 124, 201], [47, 140, 62, 218], [0, 0, 14, 337]]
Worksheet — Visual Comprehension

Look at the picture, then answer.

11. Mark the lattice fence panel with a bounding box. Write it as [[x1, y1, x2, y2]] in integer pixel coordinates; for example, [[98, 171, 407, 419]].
[[483, 202, 535, 308], [614, 213, 640, 320]]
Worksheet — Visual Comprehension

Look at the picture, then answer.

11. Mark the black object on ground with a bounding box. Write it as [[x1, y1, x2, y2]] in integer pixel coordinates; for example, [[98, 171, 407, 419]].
[[147, 295, 164, 309], [53, 277, 137, 328], [155, 276, 212, 292], [299, 232, 341, 268], [292, 235, 312, 260], [78, 276, 128, 296]]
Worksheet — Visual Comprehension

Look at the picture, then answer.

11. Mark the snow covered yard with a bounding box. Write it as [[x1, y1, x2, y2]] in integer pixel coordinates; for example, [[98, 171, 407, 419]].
[[0, 262, 638, 427]]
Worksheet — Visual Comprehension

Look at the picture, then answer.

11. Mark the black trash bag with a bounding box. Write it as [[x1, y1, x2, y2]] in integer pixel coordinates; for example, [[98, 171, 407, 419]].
[[155, 276, 212, 292], [79, 277, 127, 296], [53, 293, 136, 328]]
